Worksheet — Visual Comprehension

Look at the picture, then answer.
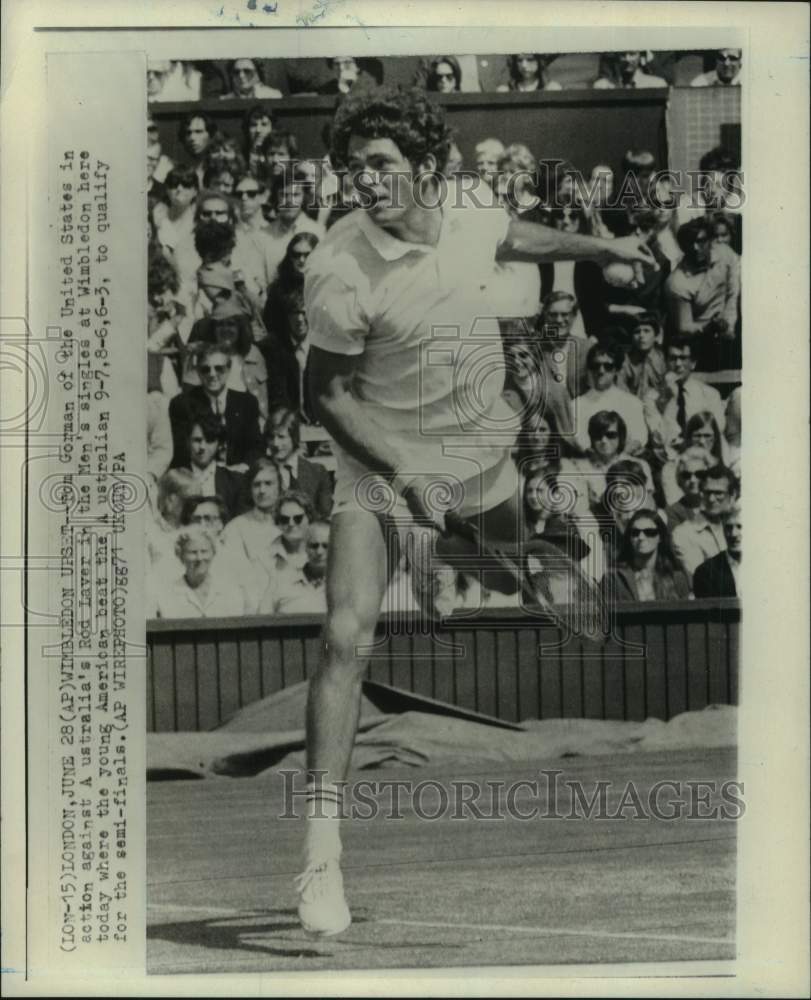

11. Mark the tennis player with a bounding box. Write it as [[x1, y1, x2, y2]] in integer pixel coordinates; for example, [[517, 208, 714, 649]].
[[296, 87, 655, 935]]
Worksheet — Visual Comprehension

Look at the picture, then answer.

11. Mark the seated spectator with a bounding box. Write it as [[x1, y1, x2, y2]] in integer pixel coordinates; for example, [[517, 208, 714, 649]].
[[147, 468, 196, 575], [259, 520, 331, 614], [220, 458, 283, 585], [530, 294, 595, 442], [693, 502, 741, 598], [155, 525, 252, 618], [710, 211, 739, 253], [662, 446, 714, 531], [691, 49, 742, 87], [495, 144, 544, 219], [203, 163, 238, 197], [147, 253, 188, 378], [177, 414, 244, 521], [503, 334, 545, 416], [177, 112, 219, 183], [242, 105, 275, 176], [147, 61, 175, 102], [318, 56, 383, 95], [601, 510, 690, 603], [593, 51, 667, 89], [169, 345, 263, 471], [671, 464, 736, 580], [264, 408, 333, 518], [264, 175, 326, 279], [474, 137, 505, 185], [514, 406, 562, 479], [155, 167, 199, 255], [269, 490, 314, 573], [659, 411, 726, 505], [646, 339, 726, 464], [147, 142, 168, 206], [590, 457, 658, 574], [147, 114, 174, 183], [665, 218, 740, 370], [180, 493, 258, 583], [497, 53, 562, 91], [259, 128, 299, 194], [617, 312, 667, 399], [574, 342, 648, 455], [200, 138, 247, 181], [524, 470, 591, 563], [233, 171, 278, 274], [174, 191, 273, 323], [220, 58, 283, 99], [561, 410, 654, 513], [426, 56, 462, 93]]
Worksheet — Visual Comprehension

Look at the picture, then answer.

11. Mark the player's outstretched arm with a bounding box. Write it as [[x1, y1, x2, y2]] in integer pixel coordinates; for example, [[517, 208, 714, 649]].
[[497, 217, 658, 269]]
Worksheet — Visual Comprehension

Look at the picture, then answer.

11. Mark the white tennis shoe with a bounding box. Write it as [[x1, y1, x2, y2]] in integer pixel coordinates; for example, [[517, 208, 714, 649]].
[[295, 858, 351, 936]]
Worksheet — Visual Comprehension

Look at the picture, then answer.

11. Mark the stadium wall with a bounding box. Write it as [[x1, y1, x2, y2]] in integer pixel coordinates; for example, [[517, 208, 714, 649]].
[[147, 599, 740, 732]]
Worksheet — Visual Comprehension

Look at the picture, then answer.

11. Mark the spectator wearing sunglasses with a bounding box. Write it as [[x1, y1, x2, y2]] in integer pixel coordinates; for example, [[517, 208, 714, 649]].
[[220, 58, 283, 100], [425, 56, 462, 93], [169, 345, 263, 471], [671, 464, 735, 580], [155, 166, 199, 255], [264, 176, 326, 282], [601, 509, 690, 603], [662, 446, 714, 531], [573, 342, 648, 455], [658, 410, 726, 506], [561, 410, 654, 514], [691, 48, 742, 87], [259, 520, 331, 614], [268, 490, 314, 574]]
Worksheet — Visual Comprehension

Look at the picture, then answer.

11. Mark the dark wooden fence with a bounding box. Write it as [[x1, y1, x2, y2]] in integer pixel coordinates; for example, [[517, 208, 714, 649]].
[[147, 598, 739, 731]]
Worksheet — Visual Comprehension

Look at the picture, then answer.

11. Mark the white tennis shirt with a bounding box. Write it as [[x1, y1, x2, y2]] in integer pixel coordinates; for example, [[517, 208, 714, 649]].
[[304, 181, 522, 495]]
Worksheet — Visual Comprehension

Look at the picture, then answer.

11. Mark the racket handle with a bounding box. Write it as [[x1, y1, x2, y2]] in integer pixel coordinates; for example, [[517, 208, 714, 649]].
[[443, 510, 478, 544]]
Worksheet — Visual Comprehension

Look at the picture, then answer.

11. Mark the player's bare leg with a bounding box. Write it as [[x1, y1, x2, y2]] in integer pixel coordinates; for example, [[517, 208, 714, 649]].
[[297, 508, 394, 936]]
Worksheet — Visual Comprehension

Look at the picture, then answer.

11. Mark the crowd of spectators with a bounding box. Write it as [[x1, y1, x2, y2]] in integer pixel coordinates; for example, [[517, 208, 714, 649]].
[[147, 50, 743, 101], [146, 51, 743, 619]]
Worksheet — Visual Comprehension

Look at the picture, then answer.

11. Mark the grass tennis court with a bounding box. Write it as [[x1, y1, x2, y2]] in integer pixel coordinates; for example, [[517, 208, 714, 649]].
[[147, 747, 737, 974]]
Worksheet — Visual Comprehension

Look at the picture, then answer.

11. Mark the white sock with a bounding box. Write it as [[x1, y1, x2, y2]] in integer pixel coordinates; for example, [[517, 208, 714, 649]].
[[303, 781, 343, 866]]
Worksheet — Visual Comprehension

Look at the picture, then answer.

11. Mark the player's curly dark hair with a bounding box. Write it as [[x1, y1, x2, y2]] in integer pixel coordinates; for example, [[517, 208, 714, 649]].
[[329, 85, 452, 173]]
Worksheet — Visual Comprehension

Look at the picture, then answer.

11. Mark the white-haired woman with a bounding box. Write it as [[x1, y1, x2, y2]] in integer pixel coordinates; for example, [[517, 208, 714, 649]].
[[155, 525, 252, 618]]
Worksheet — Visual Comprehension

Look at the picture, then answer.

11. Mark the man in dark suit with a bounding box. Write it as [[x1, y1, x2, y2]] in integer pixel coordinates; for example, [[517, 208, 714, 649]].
[[693, 502, 741, 597], [264, 407, 333, 519], [169, 346, 263, 471], [175, 413, 245, 522]]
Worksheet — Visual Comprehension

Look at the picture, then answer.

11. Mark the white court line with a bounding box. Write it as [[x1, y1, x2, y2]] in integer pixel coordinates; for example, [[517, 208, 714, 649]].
[[148, 904, 734, 948], [376, 918, 734, 947], [149, 902, 251, 919]]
